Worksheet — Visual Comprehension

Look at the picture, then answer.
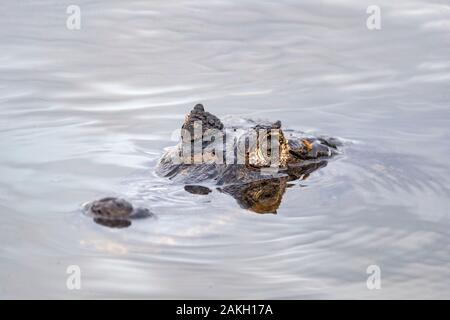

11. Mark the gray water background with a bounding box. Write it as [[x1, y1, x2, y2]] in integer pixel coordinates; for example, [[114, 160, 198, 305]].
[[0, 0, 449, 298]]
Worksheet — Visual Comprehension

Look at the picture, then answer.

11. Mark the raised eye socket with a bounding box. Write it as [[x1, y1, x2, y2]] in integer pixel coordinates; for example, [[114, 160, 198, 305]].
[[259, 132, 280, 156]]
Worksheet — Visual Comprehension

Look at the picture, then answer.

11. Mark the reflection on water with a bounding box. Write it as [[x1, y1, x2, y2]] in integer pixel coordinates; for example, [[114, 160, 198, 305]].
[[1, 0, 450, 298], [94, 217, 132, 229], [220, 161, 328, 214], [183, 161, 328, 214]]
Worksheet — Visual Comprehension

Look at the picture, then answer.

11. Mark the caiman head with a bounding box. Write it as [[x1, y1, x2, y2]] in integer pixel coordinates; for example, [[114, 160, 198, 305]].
[[179, 104, 338, 168]]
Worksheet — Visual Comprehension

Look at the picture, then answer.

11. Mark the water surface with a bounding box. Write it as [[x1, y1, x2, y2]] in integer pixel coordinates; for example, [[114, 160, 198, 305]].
[[1, 0, 449, 298]]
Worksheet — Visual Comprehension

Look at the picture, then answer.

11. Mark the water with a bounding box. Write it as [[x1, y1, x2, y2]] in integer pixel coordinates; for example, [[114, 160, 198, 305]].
[[1, 0, 449, 299]]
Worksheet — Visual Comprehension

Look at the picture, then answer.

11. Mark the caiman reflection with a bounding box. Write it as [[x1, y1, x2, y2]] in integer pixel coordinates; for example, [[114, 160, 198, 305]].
[[185, 161, 328, 214]]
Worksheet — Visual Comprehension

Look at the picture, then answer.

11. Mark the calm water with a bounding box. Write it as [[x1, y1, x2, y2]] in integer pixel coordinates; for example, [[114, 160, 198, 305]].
[[1, 0, 449, 299]]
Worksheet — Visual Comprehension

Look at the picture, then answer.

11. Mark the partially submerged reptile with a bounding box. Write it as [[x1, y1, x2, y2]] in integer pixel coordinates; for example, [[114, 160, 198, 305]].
[[84, 104, 342, 227]]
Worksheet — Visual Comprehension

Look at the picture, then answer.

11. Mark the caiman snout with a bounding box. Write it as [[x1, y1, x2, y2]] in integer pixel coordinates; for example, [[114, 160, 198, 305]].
[[83, 197, 154, 228], [88, 197, 133, 218]]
